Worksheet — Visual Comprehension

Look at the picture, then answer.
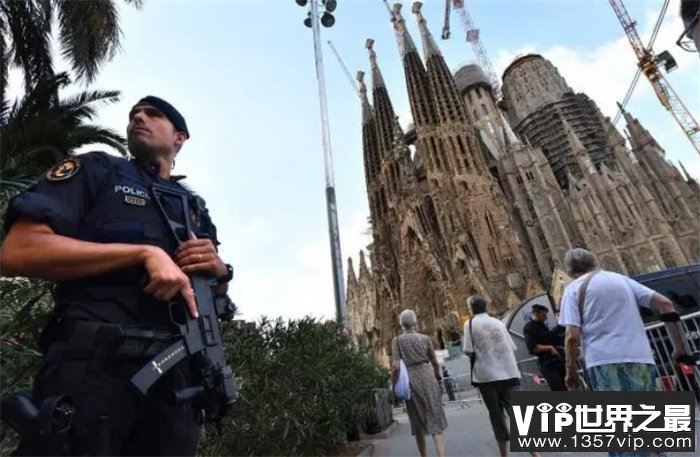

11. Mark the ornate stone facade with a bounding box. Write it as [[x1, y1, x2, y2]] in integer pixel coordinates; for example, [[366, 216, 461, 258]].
[[346, 3, 700, 364]]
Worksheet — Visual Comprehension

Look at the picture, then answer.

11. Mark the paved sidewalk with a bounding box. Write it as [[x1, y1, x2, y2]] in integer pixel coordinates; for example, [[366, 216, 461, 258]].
[[367, 400, 699, 457]]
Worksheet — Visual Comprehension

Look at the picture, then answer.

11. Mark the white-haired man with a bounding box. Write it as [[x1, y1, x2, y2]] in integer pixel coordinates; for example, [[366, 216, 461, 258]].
[[559, 248, 686, 394]]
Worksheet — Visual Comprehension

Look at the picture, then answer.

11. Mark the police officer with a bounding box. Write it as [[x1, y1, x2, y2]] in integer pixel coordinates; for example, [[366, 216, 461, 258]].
[[1, 96, 234, 455], [523, 304, 566, 391]]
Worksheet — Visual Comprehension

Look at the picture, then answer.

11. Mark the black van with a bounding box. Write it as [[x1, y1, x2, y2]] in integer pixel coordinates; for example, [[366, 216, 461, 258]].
[[632, 263, 700, 324]]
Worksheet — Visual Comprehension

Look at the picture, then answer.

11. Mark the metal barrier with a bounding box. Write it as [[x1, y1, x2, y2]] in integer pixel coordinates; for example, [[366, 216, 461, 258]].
[[440, 374, 482, 408], [516, 311, 700, 401], [646, 311, 700, 402]]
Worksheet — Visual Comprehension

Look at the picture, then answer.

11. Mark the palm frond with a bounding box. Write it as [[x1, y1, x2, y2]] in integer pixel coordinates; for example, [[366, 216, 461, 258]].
[[2, 0, 53, 88], [56, 0, 121, 83]]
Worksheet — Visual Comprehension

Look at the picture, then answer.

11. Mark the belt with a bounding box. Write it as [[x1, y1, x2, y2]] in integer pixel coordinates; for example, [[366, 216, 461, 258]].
[[406, 361, 430, 367], [57, 320, 178, 359]]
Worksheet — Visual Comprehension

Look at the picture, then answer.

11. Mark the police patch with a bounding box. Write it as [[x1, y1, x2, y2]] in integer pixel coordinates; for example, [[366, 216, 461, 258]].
[[46, 158, 81, 181]]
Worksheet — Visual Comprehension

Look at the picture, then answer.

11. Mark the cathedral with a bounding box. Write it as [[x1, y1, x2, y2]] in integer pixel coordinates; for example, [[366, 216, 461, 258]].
[[345, 3, 700, 366]]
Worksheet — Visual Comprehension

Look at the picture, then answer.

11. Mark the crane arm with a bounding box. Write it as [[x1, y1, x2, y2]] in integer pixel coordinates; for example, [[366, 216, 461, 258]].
[[327, 40, 359, 95], [608, 0, 700, 155], [452, 0, 501, 99]]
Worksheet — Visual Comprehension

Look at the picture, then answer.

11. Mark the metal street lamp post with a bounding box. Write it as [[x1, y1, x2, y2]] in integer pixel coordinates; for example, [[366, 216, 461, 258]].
[[295, 0, 346, 326]]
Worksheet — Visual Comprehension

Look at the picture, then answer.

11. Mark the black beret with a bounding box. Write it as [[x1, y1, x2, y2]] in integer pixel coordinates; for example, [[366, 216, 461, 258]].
[[531, 304, 549, 313], [134, 95, 190, 138]]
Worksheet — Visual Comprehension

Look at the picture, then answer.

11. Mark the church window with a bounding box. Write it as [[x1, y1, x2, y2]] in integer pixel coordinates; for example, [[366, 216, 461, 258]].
[[638, 248, 662, 273], [488, 246, 498, 266], [601, 256, 619, 272], [658, 243, 676, 269], [536, 226, 548, 250], [621, 252, 640, 276], [485, 213, 496, 236]]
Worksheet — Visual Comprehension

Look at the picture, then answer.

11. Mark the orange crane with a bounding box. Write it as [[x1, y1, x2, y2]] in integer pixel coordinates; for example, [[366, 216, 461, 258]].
[[441, 0, 501, 101], [609, 0, 700, 155]]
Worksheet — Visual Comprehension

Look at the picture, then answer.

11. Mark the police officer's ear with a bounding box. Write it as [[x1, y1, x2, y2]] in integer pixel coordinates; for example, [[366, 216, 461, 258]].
[[173, 130, 187, 153]]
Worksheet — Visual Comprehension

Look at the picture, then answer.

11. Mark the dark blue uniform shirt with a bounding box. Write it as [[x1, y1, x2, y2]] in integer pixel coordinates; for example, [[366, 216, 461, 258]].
[[4, 151, 219, 328]]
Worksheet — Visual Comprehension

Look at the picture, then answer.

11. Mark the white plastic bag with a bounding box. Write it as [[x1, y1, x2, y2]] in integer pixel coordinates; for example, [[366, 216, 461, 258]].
[[394, 359, 411, 400]]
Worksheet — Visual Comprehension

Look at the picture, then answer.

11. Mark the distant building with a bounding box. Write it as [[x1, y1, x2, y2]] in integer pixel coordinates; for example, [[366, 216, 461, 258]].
[[346, 2, 700, 366]]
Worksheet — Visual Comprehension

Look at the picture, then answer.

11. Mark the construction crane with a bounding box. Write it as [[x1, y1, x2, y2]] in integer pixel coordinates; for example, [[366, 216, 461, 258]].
[[327, 40, 359, 95], [441, 0, 501, 101], [609, 0, 700, 155]]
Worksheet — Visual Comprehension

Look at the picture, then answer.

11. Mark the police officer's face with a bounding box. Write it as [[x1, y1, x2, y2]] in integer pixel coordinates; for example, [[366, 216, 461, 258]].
[[534, 310, 548, 322], [127, 105, 186, 159]]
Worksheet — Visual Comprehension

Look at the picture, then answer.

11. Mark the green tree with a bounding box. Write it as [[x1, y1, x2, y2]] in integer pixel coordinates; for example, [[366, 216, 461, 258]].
[[1, 71, 126, 212], [1, 0, 144, 91]]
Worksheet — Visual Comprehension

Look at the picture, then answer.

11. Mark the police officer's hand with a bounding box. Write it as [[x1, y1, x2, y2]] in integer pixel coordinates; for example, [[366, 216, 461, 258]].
[[142, 246, 198, 318], [175, 234, 228, 279]]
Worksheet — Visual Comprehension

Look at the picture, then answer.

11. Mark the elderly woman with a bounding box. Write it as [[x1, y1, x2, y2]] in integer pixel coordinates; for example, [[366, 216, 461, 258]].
[[391, 309, 447, 457]]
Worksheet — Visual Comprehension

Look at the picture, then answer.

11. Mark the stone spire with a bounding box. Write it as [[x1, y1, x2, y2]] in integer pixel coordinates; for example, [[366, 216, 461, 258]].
[[347, 257, 359, 288], [412, 1, 469, 125], [679, 161, 697, 184], [357, 71, 374, 125], [412, 1, 441, 60], [358, 71, 380, 187], [359, 250, 371, 280], [392, 3, 419, 58], [392, 3, 437, 128], [563, 119, 595, 175], [620, 105, 662, 155], [366, 39, 397, 160]]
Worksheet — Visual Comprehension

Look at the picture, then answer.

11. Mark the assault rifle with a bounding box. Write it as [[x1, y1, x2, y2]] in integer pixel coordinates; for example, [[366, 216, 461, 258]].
[[130, 183, 239, 423]]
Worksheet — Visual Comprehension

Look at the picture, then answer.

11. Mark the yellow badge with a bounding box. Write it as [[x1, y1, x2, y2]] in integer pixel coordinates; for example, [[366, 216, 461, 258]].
[[46, 158, 81, 181]]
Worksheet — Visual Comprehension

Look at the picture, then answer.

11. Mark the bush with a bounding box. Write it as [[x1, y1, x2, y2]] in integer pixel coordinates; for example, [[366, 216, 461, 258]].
[[0, 278, 53, 455], [199, 317, 390, 456]]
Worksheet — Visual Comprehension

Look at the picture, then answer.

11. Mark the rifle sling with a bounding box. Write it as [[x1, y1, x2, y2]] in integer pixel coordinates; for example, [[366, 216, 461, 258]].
[[130, 339, 189, 394]]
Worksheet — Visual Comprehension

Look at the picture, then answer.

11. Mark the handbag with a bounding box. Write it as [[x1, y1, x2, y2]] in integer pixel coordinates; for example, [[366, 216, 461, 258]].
[[468, 318, 479, 386], [393, 336, 411, 400]]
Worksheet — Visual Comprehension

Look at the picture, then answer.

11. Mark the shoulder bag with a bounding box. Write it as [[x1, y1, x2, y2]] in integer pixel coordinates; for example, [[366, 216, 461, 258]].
[[393, 336, 411, 400], [577, 270, 600, 325], [468, 318, 479, 386]]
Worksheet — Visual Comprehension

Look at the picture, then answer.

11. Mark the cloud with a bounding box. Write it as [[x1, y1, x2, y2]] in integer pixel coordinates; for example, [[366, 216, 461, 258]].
[[234, 210, 371, 322]]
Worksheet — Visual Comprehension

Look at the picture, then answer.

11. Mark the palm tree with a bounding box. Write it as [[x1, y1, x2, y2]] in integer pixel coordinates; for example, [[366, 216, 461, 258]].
[[1, 71, 127, 208], [0, 0, 143, 91]]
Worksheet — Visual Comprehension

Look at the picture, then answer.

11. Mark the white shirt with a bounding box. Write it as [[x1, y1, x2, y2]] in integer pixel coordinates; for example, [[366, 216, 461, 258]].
[[462, 313, 521, 383], [559, 270, 655, 369]]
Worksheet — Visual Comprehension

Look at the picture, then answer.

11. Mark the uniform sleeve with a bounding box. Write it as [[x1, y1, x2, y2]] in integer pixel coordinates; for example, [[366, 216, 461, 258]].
[[523, 322, 537, 354], [185, 194, 218, 246], [3, 152, 111, 237], [622, 275, 655, 308], [558, 283, 581, 328]]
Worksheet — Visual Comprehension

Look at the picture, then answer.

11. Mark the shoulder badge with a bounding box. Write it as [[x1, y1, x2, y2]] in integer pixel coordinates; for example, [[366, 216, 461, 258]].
[[46, 158, 81, 181]]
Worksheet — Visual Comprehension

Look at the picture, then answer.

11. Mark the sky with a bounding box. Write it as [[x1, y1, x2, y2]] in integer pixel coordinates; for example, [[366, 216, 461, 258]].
[[8, 0, 699, 323]]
